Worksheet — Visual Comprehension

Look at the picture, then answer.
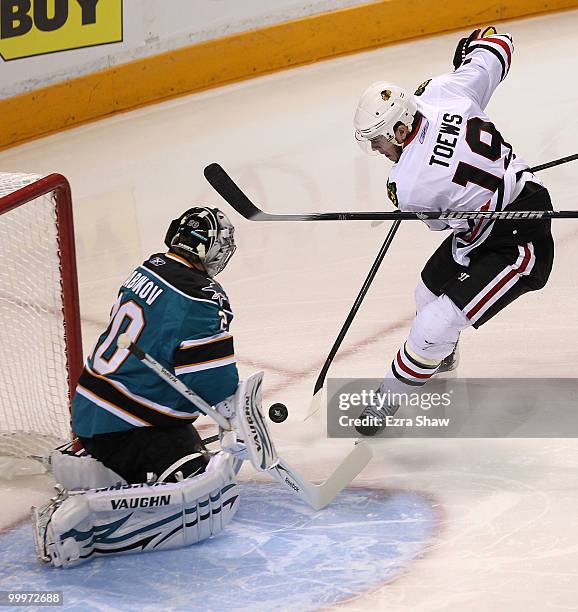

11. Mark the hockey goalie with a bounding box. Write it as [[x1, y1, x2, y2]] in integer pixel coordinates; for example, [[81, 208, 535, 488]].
[[32, 206, 371, 567]]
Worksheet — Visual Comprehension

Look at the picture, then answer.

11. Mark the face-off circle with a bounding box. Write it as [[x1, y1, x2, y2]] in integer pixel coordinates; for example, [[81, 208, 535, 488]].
[[269, 403, 288, 423]]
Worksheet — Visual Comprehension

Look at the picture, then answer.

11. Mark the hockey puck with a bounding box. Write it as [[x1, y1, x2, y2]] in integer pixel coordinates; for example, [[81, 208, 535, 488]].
[[269, 403, 288, 423]]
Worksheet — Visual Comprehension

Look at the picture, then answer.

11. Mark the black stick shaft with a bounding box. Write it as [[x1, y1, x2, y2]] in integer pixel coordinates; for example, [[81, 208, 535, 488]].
[[529, 152, 578, 173], [204, 153, 578, 222], [313, 219, 402, 395]]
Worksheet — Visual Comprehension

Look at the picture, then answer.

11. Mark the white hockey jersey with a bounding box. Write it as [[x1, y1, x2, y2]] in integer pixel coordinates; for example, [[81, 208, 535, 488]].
[[387, 33, 541, 265]]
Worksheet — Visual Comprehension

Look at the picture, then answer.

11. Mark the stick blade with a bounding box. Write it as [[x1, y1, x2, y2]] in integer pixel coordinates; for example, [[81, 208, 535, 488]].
[[204, 163, 266, 220], [313, 441, 372, 509], [270, 441, 372, 510], [303, 389, 323, 422]]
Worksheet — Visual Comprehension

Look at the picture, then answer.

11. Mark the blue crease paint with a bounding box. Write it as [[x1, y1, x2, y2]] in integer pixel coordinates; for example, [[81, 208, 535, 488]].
[[0, 485, 438, 611]]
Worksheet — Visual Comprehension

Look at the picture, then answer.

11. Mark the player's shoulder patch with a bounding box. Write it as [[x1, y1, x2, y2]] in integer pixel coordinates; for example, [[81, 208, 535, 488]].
[[142, 253, 231, 311], [387, 180, 399, 209], [148, 255, 167, 267], [414, 79, 432, 96], [200, 279, 230, 310]]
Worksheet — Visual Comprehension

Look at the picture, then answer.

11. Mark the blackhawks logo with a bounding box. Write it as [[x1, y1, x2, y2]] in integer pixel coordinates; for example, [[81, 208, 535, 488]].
[[387, 181, 399, 208], [414, 79, 431, 96]]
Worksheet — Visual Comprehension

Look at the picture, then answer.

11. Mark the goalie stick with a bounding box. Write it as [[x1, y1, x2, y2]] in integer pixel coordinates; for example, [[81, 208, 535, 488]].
[[116, 334, 231, 430], [116, 334, 372, 510], [203, 153, 578, 222]]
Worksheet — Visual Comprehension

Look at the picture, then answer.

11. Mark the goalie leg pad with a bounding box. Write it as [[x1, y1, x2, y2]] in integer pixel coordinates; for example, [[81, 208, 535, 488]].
[[32, 452, 240, 567], [48, 448, 127, 491]]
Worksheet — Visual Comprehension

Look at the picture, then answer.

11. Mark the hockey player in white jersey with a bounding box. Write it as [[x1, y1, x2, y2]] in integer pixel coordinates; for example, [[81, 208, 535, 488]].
[[353, 27, 554, 435]]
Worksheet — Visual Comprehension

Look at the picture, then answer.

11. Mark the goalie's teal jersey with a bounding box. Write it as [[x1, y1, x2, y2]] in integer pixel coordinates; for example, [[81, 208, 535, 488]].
[[72, 252, 239, 438]]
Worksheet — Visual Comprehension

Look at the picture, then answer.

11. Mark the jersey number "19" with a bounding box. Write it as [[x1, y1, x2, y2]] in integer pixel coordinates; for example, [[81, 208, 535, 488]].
[[452, 117, 510, 193]]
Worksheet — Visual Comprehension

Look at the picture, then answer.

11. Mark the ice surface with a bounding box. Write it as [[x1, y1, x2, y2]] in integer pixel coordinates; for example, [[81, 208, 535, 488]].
[[0, 8, 577, 611], [0, 484, 438, 611]]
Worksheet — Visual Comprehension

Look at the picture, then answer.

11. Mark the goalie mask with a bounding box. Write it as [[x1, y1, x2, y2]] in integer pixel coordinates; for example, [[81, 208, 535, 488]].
[[354, 81, 417, 155], [165, 207, 236, 277]]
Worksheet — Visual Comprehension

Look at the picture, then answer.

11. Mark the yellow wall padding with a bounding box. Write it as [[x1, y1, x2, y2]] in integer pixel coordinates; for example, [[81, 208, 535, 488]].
[[1, 0, 576, 149]]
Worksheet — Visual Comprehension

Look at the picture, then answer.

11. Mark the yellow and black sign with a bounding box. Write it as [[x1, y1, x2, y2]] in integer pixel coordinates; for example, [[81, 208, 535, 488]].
[[0, 0, 122, 61]]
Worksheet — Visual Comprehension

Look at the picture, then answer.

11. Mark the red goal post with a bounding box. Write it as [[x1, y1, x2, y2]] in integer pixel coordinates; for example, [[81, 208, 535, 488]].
[[0, 172, 82, 458]]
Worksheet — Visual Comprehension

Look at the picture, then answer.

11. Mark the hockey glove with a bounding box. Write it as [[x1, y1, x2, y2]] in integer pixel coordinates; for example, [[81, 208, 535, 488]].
[[453, 26, 497, 70]]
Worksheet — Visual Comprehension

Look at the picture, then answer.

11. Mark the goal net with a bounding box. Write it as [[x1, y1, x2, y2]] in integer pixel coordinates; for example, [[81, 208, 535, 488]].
[[0, 172, 82, 462]]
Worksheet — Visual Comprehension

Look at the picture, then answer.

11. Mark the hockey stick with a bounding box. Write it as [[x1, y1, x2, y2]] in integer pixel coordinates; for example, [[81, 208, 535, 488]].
[[203, 153, 578, 222], [116, 334, 231, 430], [527, 153, 578, 173], [269, 443, 372, 510], [305, 219, 401, 420], [117, 334, 372, 510]]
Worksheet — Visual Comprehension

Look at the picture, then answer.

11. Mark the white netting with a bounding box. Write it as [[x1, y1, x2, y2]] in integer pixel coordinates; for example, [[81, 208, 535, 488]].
[[0, 172, 72, 459]]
